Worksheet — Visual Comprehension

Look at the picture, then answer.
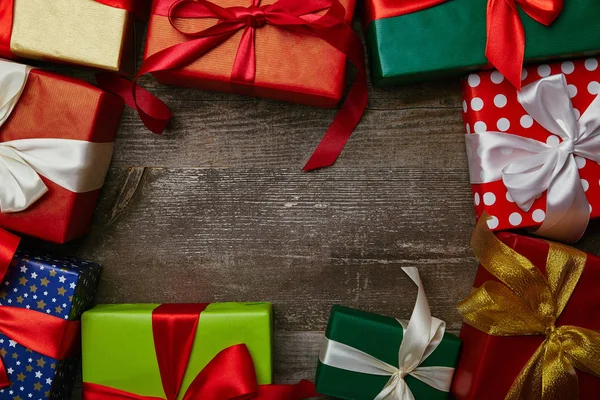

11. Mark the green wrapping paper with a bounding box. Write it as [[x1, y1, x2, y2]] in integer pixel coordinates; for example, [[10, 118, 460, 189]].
[[316, 305, 461, 400], [82, 303, 273, 399], [366, 0, 600, 87]]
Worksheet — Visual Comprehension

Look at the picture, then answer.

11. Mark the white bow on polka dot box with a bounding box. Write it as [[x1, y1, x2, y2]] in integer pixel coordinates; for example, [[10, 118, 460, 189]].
[[462, 57, 600, 243]]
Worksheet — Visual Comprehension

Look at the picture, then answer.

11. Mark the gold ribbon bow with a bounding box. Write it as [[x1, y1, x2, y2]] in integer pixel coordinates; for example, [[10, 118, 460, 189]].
[[458, 216, 600, 399]]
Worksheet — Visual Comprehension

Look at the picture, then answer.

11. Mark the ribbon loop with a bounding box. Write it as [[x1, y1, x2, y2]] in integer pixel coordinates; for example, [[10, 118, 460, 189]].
[[319, 267, 455, 399], [458, 215, 600, 399], [466, 74, 600, 242]]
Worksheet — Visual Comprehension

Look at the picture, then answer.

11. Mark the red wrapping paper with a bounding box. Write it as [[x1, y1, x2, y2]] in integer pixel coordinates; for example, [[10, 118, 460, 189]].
[[451, 231, 600, 399], [462, 57, 600, 232], [0, 69, 123, 243], [144, 0, 356, 108]]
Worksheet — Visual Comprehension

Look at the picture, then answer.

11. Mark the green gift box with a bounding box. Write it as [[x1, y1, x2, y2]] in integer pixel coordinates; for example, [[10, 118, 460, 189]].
[[82, 302, 273, 398], [365, 0, 600, 87], [316, 305, 461, 400]]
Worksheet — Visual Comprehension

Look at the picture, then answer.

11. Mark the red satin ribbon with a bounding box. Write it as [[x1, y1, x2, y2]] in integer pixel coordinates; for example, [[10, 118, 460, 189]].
[[364, 0, 563, 89], [0, 228, 81, 388], [0, 0, 147, 59], [83, 303, 318, 400], [100, 0, 368, 171], [363, 0, 447, 25], [486, 0, 563, 89]]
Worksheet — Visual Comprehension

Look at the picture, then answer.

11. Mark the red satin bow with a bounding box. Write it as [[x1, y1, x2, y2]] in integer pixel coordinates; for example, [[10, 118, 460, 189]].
[[82, 304, 318, 400], [486, 0, 563, 88], [0, 229, 81, 388], [99, 0, 368, 171], [364, 0, 563, 89]]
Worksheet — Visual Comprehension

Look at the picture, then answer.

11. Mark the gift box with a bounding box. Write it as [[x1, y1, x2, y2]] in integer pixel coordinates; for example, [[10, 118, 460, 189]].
[[0, 0, 148, 74], [316, 268, 461, 400], [0, 233, 102, 400], [0, 60, 124, 243], [462, 56, 600, 242], [364, 0, 600, 87], [81, 302, 275, 398], [452, 217, 600, 399], [144, 0, 356, 108]]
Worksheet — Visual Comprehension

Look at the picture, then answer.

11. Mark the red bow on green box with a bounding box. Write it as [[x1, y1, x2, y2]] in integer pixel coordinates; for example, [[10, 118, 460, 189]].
[[364, 0, 563, 89], [83, 303, 318, 400], [0, 229, 80, 388]]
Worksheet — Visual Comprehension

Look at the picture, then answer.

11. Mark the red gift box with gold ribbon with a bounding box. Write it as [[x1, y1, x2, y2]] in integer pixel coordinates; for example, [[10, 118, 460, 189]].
[[451, 218, 600, 399], [0, 60, 123, 243]]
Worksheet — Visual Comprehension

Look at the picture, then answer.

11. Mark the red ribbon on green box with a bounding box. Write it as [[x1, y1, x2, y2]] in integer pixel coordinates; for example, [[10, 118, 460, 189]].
[[364, 0, 563, 89], [0, 229, 81, 388], [82, 303, 317, 400]]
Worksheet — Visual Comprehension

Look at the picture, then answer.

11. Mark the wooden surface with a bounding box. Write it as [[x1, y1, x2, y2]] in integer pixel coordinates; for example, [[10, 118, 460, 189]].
[[24, 21, 600, 400]]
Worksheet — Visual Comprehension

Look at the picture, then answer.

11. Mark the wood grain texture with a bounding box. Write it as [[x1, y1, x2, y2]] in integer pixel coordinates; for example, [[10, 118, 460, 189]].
[[21, 16, 598, 400]]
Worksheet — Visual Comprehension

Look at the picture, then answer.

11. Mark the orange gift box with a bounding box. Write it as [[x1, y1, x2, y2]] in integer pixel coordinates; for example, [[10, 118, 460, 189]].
[[0, 68, 124, 243], [144, 0, 356, 108]]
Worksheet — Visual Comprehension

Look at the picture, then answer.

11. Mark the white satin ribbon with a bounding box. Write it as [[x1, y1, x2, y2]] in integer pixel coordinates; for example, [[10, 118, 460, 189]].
[[0, 59, 115, 213], [465, 73, 600, 242], [319, 267, 455, 400]]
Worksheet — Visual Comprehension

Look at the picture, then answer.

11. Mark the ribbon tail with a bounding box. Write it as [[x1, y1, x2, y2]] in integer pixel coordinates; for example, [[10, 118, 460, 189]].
[[486, 0, 525, 89], [83, 382, 164, 400], [534, 156, 589, 242], [302, 24, 368, 171], [506, 343, 546, 400], [96, 72, 172, 134]]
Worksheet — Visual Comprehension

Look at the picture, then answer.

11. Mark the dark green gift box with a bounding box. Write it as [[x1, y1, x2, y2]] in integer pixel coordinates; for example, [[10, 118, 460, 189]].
[[316, 305, 461, 399], [365, 0, 600, 87]]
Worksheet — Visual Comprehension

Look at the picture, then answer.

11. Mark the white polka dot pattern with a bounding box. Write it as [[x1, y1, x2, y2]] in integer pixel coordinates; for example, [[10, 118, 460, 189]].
[[462, 57, 600, 232]]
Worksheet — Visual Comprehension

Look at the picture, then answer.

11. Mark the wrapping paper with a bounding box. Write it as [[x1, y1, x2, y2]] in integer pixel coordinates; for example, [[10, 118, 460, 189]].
[[462, 57, 600, 234], [364, 0, 600, 87], [0, 0, 141, 74], [315, 305, 461, 399], [0, 68, 124, 243], [144, 0, 356, 108], [451, 232, 600, 399], [0, 249, 101, 399], [82, 302, 273, 397]]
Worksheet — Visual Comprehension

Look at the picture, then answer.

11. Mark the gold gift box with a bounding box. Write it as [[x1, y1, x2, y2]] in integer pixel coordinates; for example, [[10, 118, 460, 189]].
[[10, 0, 135, 73]]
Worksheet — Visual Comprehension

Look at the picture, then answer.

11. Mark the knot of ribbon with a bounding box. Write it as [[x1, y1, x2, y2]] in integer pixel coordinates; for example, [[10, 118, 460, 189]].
[[0, 59, 115, 213], [465, 73, 600, 242], [83, 303, 318, 400], [365, 0, 563, 89], [0, 229, 81, 389], [319, 267, 455, 399], [458, 215, 600, 399], [98, 0, 368, 171]]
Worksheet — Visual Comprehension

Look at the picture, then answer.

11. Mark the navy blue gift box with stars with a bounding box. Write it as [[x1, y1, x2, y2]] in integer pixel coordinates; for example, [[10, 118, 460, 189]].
[[0, 250, 101, 400]]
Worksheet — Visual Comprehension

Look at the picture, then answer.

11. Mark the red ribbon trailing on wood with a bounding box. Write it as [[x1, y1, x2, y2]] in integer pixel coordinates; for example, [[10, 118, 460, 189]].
[[0, 0, 147, 58], [0, 229, 80, 388], [82, 303, 318, 400], [98, 0, 368, 171], [364, 0, 563, 89]]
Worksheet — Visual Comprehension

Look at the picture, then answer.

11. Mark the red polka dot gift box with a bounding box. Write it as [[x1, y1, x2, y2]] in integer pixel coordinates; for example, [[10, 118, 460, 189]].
[[462, 57, 600, 242]]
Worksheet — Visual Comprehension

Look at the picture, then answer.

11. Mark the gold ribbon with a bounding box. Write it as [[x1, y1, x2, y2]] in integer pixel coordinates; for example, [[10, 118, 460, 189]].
[[458, 215, 600, 400]]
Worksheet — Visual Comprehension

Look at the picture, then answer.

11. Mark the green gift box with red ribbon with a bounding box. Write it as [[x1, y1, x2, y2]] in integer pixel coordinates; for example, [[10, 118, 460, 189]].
[[364, 0, 600, 88], [81, 302, 318, 400]]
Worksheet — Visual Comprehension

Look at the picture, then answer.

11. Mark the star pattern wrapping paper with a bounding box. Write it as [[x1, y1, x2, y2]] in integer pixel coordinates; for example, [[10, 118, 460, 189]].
[[0, 250, 101, 400]]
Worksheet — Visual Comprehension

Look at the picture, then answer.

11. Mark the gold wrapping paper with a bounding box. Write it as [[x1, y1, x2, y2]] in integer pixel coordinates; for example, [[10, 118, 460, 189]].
[[10, 0, 134, 73]]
